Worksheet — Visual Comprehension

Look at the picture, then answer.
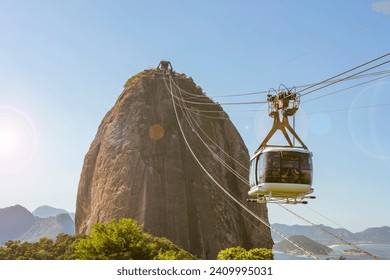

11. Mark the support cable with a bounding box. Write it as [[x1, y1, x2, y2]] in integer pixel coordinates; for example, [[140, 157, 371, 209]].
[[278, 204, 380, 259], [171, 75, 249, 184], [164, 72, 319, 259], [302, 72, 390, 103], [300, 59, 390, 97], [297, 52, 390, 95]]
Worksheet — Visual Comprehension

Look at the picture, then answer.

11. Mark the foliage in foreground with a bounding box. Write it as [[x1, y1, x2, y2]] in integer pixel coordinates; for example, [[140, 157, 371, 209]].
[[74, 218, 197, 260], [0, 234, 80, 260], [0, 218, 197, 260], [217, 246, 273, 260], [0, 218, 274, 260]]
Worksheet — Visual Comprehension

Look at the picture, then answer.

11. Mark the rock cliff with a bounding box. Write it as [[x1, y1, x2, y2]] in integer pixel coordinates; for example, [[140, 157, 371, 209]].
[[75, 68, 272, 259]]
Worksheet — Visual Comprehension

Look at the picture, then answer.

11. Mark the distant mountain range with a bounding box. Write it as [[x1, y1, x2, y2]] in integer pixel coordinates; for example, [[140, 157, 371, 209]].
[[33, 205, 75, 221], [271, 223, 390, 245], [0, 205, 75, 244], [0, 205, 35, 243], [33, 205, 68, 218], [1, 204, 388, 247]]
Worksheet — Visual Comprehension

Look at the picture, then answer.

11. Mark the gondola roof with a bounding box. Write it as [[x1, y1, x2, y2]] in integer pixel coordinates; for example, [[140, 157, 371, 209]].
[[251, 146, 312, 161]]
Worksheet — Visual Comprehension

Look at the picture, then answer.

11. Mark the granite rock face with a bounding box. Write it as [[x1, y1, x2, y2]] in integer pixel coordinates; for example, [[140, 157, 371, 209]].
[[75, 69, 272, 259]]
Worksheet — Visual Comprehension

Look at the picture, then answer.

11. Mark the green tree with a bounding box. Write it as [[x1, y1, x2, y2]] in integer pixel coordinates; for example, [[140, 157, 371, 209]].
[[74, 218, 155, 260], [0, 219, 196, 260], [245, 248, 274, 260], [0, 234, 81, 260], [149, 236, 197, 260], [74, 218, 197, 260], [52, 233, 81, 260], [217, 246, 273, 260]]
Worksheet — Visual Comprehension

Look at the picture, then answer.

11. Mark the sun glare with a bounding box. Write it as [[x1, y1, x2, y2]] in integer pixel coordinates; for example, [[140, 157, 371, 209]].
[[0, 106, 38, 173], [0, 128, 15, 153]]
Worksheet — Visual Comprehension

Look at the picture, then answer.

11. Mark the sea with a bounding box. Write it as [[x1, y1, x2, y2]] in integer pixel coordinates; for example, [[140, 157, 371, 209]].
[[273, 244, 390, 260]]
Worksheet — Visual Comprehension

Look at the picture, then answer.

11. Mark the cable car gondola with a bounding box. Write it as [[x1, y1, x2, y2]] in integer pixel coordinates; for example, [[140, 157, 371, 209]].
[[248, 87, 315, 204]]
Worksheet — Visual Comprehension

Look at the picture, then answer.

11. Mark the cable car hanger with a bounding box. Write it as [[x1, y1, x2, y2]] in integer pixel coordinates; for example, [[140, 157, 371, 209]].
[[257, 85, 307, 152], [248, 85, 315, 205]]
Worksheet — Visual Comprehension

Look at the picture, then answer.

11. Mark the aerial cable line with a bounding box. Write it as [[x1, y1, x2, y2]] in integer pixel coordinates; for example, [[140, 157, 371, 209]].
[[170, 78, 269, 106], [170, 71, 383, 260], [170, 77, 253, 189], [171, 86, 268, 106], [169, 72, 378, 259], [299, 59, 390, 97], [168, 81, 319, 260], [170, 75, 250, 183], [186, 111, 231, 120], [192, 102, 390, 122], [168, 80, 232, 119], [170, 94, 228, 116], [278, 204, 380, 259], [303, 205, 346, 230], [217, 71, 390, 114], [297, 52, 390, 95], [168, 75, 211, 99], [302, 72, 390, 103], [179, 102, 249, 185], [180, 83, 390, 121], [303, 102, 390, 115], [170, 63, 390, 107], [171, 74, 248, 172], [210, 69, 390, 98], [179, 104, 249, 171], [164, 72, 319, 259], [163, 61, 387, 259], [169, 75, 250, 192]]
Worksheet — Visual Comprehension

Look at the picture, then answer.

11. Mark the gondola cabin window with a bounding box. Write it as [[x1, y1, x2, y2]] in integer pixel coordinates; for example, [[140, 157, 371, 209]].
[[252, 150, 313, 186], [249, 158, 257, 187]]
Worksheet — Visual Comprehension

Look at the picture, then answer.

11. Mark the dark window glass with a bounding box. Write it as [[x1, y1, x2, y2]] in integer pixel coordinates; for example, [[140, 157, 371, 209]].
[[262, 151, 313, 184], [265, 152, 280, 169], [300, 154, 312, 170], [301, 170, 312, 184], [264, 152, 280, 183], [281, 158, 300, 168], [265, 169, 280, 183]]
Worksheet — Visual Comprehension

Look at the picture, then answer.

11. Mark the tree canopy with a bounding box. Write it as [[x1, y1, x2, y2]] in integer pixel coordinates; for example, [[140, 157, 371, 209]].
[[0, 218, 197, 260], [217, 246, 273, 260], [0, 218, 274, 260], [0, 234, 80, 260]]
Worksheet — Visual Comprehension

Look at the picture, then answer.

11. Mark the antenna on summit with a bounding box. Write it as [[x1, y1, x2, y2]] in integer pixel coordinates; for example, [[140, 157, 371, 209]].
[[157, 60, 173, 73]]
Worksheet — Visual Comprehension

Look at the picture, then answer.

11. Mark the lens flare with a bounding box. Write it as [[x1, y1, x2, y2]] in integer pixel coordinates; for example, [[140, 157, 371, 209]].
[[0, 106, 38, 174], [348, 81, 390, 162], [0, 128, 15, 153]]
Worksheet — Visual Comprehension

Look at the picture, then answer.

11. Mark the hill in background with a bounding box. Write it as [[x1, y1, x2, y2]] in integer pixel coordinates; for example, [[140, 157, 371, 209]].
[[0, 205, 75, 244], [0, 205, 35, 243], [274, 235, 333, 255], [33, 205, 68, 218], [271, 223, 390, 245]]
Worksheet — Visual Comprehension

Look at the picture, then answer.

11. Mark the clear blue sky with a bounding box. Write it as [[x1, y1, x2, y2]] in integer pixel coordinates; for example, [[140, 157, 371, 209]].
[[0, 0, 389, 232]]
